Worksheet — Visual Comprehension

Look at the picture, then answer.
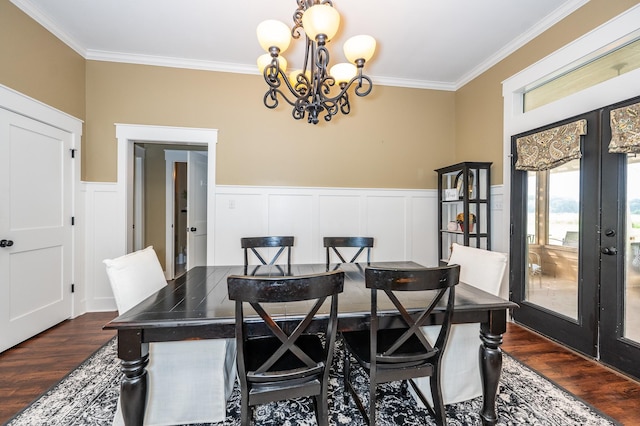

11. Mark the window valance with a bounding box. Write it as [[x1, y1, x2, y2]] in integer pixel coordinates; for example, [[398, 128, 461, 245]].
[[608, 101, 640, 154], [515, 119, 587, 171]]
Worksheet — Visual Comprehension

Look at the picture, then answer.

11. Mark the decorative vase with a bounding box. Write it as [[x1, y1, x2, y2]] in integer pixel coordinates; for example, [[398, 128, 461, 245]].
[[456, 212, 476, 233]]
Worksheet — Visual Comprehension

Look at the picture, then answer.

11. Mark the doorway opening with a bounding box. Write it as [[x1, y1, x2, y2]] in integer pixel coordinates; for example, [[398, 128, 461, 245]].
[[115, 124, 218, 277], [133, 143, 208, 279]]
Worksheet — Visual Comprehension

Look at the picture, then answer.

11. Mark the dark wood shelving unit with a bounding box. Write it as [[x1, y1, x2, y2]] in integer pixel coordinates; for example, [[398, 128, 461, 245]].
[[436, 162, 492, 263]]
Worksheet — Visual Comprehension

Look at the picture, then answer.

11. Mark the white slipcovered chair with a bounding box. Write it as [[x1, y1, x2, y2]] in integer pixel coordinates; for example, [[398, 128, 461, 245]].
[[104, 246, 236, 426], [414, 243, 508, 405]]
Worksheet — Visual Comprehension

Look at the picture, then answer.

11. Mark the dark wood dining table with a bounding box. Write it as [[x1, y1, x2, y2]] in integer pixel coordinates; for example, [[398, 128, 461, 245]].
[[104, 261, 517, 426]]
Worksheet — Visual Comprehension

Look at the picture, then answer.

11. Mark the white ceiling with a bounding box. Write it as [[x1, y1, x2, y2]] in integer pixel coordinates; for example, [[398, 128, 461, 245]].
[[12, 0, 588, 90]]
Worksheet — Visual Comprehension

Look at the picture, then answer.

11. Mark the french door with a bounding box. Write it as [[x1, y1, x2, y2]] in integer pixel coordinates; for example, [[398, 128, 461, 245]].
[[599, 97, 640, 379], [510, 96, 640, 380]]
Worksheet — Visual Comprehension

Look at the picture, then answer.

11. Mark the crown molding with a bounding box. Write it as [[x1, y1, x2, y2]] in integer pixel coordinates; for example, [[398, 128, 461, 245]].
[[454, 0, 590, 90], [12, 0, 590, 92], [85, 50, 259, 75], [86, 49, 457, 90], [371, 76, 456, 91]]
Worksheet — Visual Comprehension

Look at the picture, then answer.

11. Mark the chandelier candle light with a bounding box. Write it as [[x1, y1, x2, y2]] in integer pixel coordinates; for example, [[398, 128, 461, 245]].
[[256, 1, 376, 124]]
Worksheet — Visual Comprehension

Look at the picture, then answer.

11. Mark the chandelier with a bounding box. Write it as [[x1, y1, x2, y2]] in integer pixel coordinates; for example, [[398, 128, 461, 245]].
[[256, 1, 376, 125]]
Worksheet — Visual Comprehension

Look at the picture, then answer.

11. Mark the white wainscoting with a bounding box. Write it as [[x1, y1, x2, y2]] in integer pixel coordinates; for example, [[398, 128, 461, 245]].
[[81, 182, 125, 312], [213, 186, 438, 266], [81, 183, 504, 312]]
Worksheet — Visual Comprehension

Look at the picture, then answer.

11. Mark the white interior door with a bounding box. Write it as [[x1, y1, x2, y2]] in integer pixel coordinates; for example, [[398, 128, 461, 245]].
[[186, 151, 207, 269], [0, 108, 73, 353]]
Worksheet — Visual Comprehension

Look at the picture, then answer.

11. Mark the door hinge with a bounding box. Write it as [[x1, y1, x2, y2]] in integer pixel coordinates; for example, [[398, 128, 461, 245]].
[[70, 148, 77, 158], [71, 284, 75, 293], [71, 216, 75, 225]]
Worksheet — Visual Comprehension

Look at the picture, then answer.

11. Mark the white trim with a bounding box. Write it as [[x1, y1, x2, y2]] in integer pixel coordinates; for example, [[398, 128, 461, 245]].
[[86, 50, 259, 75], [115, 124, 218, 265], [11, 0, 586, 91], [214, 184, 433, 196], [501, 4, 640, 255], [0, 84, 83, 132]]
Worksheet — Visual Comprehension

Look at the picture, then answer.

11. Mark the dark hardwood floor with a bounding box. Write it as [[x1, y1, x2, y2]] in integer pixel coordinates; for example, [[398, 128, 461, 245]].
[[503, 321, 640, 425], [0, 312, 117, 424], [1, 314, 639, 425]]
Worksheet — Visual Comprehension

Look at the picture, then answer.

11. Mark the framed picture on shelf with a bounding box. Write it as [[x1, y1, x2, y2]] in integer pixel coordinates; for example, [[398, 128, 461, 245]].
[[443, 188, 458, 201]]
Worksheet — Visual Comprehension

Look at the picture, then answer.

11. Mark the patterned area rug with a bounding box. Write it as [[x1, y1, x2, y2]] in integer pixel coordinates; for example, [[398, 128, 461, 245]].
[[7, 338, 618, 426]]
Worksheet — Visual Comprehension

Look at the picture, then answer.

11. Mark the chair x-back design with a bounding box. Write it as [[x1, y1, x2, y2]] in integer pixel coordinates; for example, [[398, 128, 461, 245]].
[[227, 270, 344, 426], [342, 265, 460, 426], [323, 236, 374, 269], [241, 236, 294, 275]]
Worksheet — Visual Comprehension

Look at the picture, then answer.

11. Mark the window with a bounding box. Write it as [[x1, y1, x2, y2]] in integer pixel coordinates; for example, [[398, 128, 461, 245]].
[[523, 33, 640, 112]]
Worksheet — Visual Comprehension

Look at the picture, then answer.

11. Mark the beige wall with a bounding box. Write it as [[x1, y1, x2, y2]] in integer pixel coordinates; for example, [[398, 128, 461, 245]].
[[0, 1, 85, 121], [3, 0, 640, 189], [85, 61, 456, 188], [455, 0, 640, 185]]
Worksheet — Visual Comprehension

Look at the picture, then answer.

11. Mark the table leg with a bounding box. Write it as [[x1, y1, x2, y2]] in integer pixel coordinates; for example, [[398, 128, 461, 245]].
[[479, 327, 502, 425], [120, 354, 149, 425], [479, 311, 507, 425], [117, 329, 149, 426]]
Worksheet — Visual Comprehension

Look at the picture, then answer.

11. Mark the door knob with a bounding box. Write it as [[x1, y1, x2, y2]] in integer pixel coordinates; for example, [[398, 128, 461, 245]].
[[190, 227, 197, 232], [0, 239, 13, 248], [601, 246, 618, 255]]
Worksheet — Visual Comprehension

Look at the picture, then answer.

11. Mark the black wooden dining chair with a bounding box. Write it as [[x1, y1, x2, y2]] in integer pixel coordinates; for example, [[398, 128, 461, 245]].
[[324, 236, 374, 269], [241, 236, 294, 275], [227, 270, 344, 426], [341, 265, 460, 426]]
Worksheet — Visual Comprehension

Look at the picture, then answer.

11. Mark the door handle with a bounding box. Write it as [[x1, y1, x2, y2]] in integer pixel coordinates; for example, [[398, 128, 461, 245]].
[[190, 227, 197, 232], [0, 239, 13, 248], [601, 246, 617, 255]]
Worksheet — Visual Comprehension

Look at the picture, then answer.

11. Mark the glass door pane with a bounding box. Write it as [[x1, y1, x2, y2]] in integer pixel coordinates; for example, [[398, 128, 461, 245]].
[[625, 156, 640, 342], [525, 159, 580, 320]]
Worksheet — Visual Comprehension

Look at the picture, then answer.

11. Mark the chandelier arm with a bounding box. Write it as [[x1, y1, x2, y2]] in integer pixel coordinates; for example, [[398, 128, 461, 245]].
[[315, 44, 330, 78], [263, 76, 307, 110], [322, 100, 339, 122], [304, 73, 370, 107], [263, 89, 279, 109], [353, 75, 374, 97], [263, 60, 314, 106], [339, 92, 351, 115], [292, 1, 305, 39]]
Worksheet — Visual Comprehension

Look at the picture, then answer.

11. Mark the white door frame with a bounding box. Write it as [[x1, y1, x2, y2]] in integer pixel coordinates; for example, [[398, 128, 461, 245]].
[[115, 124, 218, 266]]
